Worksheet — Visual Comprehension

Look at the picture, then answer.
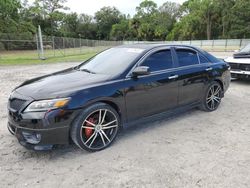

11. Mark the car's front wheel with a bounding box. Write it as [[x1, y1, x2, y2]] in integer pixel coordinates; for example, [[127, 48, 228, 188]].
[[200, 81, 222, 112], [71, 103, 120, 152]]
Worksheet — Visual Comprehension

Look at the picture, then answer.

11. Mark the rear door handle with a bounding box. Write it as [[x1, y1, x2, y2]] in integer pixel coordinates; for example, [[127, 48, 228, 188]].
[[168, 75, 178, 79], [206, 67, 213, 71]]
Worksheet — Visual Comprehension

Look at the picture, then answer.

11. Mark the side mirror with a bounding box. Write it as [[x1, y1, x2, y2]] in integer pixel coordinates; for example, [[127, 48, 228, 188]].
[[132, 66, 150, 77]]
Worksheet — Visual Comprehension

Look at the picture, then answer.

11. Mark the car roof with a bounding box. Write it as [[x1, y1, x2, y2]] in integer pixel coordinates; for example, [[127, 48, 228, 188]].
[[116, 43, 198, 51], [115, 43, 220, 64]]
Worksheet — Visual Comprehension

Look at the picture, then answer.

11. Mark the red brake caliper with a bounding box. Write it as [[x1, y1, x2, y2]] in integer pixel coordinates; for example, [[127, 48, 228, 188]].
[[85, 117, 96, 138]]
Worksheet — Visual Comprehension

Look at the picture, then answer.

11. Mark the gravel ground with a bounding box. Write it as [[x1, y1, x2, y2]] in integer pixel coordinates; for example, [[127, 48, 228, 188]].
[[0, 52, 250, 188]]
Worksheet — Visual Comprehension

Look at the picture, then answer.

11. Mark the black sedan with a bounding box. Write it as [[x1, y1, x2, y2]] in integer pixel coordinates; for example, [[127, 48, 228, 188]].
[[7, 44, 231, 152]]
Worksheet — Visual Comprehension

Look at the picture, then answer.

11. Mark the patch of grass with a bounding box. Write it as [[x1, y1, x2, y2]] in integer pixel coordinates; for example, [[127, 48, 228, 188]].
[[0, 47, 109, 65], [0, 53, 97, 65]]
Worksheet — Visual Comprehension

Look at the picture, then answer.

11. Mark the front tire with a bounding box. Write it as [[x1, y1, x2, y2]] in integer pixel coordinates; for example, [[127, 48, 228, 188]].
[[200, 81, 222, 112], [7, 124, 15, 135], [71, 103, 120, 152]]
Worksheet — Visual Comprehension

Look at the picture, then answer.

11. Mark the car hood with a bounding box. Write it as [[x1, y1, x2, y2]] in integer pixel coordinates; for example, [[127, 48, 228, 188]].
[[15, 68, 112, 100], [233, 52, 250, 58], [224, 56, 250, 64]]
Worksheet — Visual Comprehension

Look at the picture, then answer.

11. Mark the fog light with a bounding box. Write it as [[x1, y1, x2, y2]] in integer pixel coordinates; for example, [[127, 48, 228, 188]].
[[22, 132, 41, 144]]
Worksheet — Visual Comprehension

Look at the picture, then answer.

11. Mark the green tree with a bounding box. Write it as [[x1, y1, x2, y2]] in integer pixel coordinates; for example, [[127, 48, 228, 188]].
[[134, 0, 158, 40], [135, 0, 157, 18], [110, 18, 130, 40], [167, 13, 203, 40], [60, 13, 79, 37], [216, 0, 235, 38], [1, 0, 250, 43], [155, 2, 180, 40], [29, 0, 68, 36], [59, 13, 97, 39], [0, 0, 21, 33], [95, 6, 122, 39], [186, 0, 219, 40], [77, 14, 97, 39], [229, 0, 250, 38], [168, 0, 219, 40]]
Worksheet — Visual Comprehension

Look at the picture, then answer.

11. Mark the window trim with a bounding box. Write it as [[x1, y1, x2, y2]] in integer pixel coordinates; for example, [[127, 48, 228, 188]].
[[140, 49, 174, 73], [174, 47, 201, 67], [198, 53, 211, 64], [126, 46, 212, 79], [126, 47, 174, 78]]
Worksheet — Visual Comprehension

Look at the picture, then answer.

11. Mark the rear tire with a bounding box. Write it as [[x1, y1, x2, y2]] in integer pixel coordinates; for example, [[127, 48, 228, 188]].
[[70, 103, 120, 152], [200, 81, 222, 112]]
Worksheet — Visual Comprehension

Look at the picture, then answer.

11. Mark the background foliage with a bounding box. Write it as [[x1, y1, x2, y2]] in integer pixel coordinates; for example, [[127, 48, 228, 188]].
[[1, 0, 250, 41]]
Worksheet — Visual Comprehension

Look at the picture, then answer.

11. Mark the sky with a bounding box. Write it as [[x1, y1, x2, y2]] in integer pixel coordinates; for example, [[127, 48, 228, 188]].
[[29, 0, 186, 16]]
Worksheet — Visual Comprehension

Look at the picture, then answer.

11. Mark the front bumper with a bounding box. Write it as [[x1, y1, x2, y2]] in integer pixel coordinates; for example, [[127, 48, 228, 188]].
[[8, 108, 80, 150], [231, 70, 250, 79], [227, 62, 250, 79]]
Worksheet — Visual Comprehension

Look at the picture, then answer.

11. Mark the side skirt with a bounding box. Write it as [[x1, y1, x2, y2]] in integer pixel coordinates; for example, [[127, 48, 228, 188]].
[[123, 102, 200, 128]]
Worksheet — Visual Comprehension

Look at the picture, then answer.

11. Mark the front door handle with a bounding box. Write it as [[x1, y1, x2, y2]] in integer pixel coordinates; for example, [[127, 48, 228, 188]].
[[168, 75, 178, 79], [206, 67, 213, 71]]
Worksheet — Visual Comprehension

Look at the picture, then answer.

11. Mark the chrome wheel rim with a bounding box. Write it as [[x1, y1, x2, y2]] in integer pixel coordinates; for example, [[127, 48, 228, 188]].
[[206, 84, 221, 110], [80, 109, 118, 150]]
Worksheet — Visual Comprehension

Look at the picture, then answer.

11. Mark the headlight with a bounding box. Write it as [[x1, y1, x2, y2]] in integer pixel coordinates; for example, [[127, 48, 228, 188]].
[[24, 98, 70, 112]]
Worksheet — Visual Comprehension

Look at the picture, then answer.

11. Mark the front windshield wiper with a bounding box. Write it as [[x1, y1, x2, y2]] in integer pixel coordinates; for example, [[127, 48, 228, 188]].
[[79, 68, 96, 74]]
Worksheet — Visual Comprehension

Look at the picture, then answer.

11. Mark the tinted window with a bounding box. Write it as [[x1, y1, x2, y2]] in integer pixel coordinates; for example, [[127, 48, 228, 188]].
[[176, 49, 199, 67], [201, 50, 219, 63], [142, 50, 173, 72], [199, 54, 209, 64], [79, 47, 144, 75]]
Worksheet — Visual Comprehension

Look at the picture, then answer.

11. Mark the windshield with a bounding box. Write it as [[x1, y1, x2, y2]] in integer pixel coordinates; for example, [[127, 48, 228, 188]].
[[78, 47, 144, 75], [240, 44, 250, 53]]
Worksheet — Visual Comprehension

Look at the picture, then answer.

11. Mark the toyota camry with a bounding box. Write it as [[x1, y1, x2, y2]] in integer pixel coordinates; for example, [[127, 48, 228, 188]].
[[7, 44, 231, 152]]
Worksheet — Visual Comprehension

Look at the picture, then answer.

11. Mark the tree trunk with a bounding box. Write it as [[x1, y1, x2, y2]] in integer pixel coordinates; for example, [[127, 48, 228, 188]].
[[206, 15, 212, 40]]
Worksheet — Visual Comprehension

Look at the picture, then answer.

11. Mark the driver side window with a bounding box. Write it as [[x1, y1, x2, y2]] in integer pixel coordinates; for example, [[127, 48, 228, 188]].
[[141, 50, 173, 72]]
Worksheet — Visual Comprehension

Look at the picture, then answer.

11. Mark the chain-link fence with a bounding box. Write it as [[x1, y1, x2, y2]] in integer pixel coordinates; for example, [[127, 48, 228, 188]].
[[0, 33, 123, 63], [0, 33, 250, 64], [125, 39, 250, 51], [172, 39, 250, 51], [40, 36, 123, 59], [0, 33, 37, 51]]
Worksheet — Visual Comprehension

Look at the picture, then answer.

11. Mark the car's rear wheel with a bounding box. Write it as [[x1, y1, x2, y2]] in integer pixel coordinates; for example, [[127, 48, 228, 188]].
[[200, 81, 222, 112], [71, 103, 120, 152]]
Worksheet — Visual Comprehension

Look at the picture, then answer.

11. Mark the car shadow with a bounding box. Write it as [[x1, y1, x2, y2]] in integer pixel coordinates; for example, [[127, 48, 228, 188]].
[[119, 109, 197, 139]]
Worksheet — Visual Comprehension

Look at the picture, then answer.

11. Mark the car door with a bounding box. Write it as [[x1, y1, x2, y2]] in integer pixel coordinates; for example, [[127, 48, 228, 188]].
[[173, 48, 211, 106], [124, 48, 179, 121]]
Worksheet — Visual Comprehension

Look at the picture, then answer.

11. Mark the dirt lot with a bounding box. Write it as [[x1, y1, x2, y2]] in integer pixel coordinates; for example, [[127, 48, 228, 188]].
[[0, 53, 250, 188]]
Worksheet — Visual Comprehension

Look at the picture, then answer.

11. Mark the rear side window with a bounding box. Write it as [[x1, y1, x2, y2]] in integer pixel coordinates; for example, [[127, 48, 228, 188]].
[[176, 49, 199, 67], [202, 50, 219, 63], [199, 54, 210, 64], [142, 50, 173, 72]]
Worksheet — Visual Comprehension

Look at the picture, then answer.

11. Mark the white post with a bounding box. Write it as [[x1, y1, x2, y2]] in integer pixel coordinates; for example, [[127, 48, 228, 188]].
[[35, 33, 40, 59], [79, 34, 82, 53], [38, 25, 45, 60]]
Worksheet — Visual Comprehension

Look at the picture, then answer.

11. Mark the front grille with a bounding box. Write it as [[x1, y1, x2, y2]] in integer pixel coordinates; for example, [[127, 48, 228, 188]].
[[229, 63, 250, 71], [240, 64, 250, 71], [9, 98, 27, 111], [229, 63, 239, 70]]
